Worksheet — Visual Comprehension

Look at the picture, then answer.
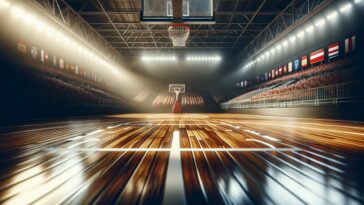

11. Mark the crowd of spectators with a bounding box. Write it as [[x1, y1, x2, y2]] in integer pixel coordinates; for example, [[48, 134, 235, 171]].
[[152, 94, 176, 106], [152, 92, 204, 106], [182, 93, 204, 106], [228, 58, 355, 103]]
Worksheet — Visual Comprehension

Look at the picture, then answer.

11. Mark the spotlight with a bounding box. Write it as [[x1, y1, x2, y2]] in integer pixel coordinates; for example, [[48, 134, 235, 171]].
[[289, 36, 296, 42], [326, 11, 338, 20], [355, 0, 362, 4], [297, 30, 304, 38], [314, 18, 325, 27], [340, 3, 352, 12], [305, 25, 314, 33]]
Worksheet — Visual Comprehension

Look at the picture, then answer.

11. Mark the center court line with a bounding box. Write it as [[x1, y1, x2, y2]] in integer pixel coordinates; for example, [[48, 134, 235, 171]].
[[163, 130, 187, 205], [44, 147, 301, 152]]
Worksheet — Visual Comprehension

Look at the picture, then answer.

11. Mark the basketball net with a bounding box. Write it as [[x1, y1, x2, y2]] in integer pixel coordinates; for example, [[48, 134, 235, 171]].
[[168, 24, 190, 47]]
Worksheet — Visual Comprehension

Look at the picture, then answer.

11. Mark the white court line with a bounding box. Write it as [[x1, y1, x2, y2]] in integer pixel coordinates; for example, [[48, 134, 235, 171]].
[[67, 139, 100, 149], [120, 123, 218, 126], [220, 122, 240, 129], [246, 139, 276, 149], [86, 129, 104, 135], [245, 130, 280, 142], [45, 147, 301, 152], [163, 130, 186, 205]]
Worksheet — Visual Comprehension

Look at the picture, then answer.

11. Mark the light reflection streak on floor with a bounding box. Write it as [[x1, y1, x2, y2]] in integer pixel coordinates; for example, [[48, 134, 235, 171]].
[[0, 114, 363, 205]]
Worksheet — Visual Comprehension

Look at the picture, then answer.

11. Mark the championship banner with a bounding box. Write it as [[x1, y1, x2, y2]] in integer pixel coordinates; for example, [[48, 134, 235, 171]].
[[310, 49, 324, 64], [294, 59, 300, 70], [328, 42, 339, 59], [40, 49, 44, 62], [44, 51, 49, 63], [301, 56, 308, 68], [17, 40, 26, 53], [59, 58, 64, 69], [345, 36, 356, 53], [278, 67, 283, 76], [288, 62, 293, 72], [283, 65, 287, 74], [272, 69, 275, 78], [52, 56, 57, 67], [30, 46, 38, 59]]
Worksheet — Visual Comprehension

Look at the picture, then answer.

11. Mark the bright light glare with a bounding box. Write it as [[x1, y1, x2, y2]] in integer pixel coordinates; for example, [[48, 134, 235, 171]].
[[36, 21, 46, 30], [297, 30, 304, 38], [47, 26, 56, 36], [185, 55, 221, 62], [276, 44, 282, 50], [355, 0, 362, 4], [340, 3, 352, 13], [24, 14, 37, 24], [282, 40, 288, 46], [141, 55, 177, 61], [289, 36, 296, 42], [305, 25, 314, 33], [11, 6, 25, 18], [326, 11, 338, 21], [0, 0, 10, 8], [315, 18, 325, 27]]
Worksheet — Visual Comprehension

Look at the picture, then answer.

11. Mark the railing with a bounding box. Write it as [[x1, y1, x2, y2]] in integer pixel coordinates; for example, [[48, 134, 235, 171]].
[[221, 81, 364, 109]]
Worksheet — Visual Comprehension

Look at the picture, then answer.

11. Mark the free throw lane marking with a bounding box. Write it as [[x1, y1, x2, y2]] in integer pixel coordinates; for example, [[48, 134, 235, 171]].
[[163, 130, 187, 205]]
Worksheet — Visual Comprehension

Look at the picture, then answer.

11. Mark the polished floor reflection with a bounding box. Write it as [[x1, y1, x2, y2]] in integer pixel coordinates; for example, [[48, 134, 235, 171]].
[[1, 114, 364, 205]]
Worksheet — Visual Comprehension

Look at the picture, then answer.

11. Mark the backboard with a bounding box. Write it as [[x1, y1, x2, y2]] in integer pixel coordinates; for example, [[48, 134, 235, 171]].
[[141, 0, 215, 24], [169, 84, 185, 94]]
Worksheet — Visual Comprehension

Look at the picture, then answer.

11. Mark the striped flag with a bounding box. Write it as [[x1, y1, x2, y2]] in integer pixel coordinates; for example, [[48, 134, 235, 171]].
[[301, 56, 308, 68], [283, 65, 287, 74], [310, 49, 324, 64], [345, 36, 356, 53], [294, 59, 300, 70], [288, 62, 293, 72], [17, 40, 26, 53], [40, 49, 44, 62], [59, 58, 64, 69], [328, 43, 339, 59]]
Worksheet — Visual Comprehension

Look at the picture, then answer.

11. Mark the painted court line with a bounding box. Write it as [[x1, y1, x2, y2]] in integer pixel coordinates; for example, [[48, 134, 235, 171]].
[[163, 130, 187, 205], [45, 147, 301, 152]]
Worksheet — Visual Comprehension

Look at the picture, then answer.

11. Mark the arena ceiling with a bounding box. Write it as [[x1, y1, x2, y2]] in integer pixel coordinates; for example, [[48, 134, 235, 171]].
[[29, 0, 329, 68], [62, 0, 324, 58]]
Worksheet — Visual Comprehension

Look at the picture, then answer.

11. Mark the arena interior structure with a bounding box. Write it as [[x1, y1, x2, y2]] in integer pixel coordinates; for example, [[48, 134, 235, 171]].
[[1, 0, 364, 204]]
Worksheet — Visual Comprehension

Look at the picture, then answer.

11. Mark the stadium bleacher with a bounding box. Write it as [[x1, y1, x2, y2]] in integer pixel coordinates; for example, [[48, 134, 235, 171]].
[[227, 58, 358, 104]]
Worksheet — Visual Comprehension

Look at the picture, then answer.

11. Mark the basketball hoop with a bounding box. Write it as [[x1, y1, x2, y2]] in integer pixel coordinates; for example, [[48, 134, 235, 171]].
[[169, 84, 185, 99], [168, 24, 190, 47]]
